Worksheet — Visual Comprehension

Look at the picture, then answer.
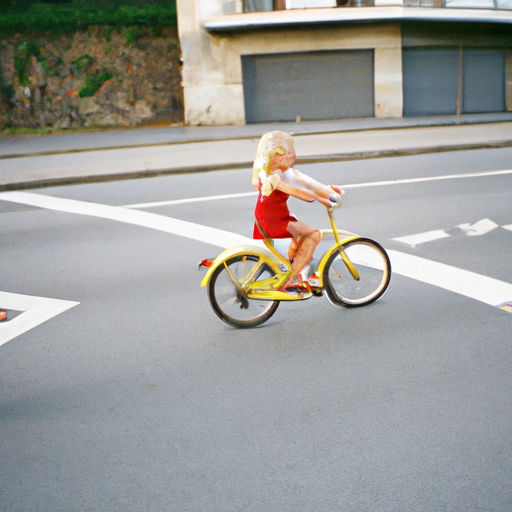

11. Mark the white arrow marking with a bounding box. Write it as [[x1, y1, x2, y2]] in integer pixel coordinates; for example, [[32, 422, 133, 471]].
[[394, 218, 505, 246], [0, 291, 79, 346], [456, 218, 499, 236], [503, 225, 512, 232]]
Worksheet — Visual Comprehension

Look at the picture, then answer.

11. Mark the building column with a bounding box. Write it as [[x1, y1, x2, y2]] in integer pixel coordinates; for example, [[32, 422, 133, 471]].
[[506, 52, 512, 111], [374, 27, 403, 118], [177, 0, 246, 125]]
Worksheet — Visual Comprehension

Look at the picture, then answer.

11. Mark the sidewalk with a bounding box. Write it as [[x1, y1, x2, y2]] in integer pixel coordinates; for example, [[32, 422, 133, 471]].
[[1, 113, 512, 190]]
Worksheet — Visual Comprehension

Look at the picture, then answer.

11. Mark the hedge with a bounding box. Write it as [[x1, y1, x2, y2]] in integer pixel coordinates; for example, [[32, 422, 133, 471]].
[[0, 1, 177, 34]]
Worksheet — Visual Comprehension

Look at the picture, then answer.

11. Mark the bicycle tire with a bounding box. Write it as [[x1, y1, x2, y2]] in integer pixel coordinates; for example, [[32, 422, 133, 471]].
[[208, 255, 280, 328], [323, 238, 391, 308]]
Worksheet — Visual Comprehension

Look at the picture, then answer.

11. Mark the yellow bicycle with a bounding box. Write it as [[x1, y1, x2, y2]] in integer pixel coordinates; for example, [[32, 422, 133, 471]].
[[199, 208, 391, 328]]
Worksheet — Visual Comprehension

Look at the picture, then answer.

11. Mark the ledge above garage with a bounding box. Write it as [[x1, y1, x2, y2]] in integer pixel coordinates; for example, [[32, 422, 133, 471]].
[[202, 6, 512, 33]]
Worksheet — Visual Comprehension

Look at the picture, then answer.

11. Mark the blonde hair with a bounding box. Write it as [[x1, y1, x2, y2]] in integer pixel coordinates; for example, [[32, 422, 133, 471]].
[[251, 131, 294, 187]]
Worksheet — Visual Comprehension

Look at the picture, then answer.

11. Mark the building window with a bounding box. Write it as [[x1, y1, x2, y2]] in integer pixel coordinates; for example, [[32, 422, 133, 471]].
[[243, 0, 286, 12], [404, 0, 512, 8], [241, 0, 372, 11], [237, 0, 512, 11]]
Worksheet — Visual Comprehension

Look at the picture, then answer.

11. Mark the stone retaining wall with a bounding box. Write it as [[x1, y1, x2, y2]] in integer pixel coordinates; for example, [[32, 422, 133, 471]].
[[0, 26, 183, 129]]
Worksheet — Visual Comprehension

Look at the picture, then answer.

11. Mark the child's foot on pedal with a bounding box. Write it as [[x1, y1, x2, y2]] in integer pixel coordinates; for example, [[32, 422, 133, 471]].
[[278, 278, 311, 293]]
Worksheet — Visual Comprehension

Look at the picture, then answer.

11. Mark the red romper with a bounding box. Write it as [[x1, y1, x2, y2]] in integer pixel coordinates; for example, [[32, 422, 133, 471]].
[[253, 186, 298, 239]]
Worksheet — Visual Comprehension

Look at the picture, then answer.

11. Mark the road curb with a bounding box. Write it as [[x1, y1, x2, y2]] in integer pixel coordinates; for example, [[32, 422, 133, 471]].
[[3, 119, 512, 160], [2, 139, 512, 192]]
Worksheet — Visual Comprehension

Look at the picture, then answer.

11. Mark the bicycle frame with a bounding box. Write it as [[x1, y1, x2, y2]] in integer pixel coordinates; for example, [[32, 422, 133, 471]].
[[200, 210, 360, 302]]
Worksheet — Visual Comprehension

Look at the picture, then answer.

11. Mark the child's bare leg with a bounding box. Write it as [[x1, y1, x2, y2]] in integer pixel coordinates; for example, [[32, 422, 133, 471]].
[[287, 222, 322, 282], [288, 237, 299, 262]]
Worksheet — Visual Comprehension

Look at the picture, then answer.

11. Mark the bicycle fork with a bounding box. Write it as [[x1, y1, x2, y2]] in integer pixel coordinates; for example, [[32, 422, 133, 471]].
[[328, 210, 360, 281]]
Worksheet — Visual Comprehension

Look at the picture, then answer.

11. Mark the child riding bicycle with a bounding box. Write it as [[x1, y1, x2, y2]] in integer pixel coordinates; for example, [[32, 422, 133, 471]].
[[252, 131, 343, 291]]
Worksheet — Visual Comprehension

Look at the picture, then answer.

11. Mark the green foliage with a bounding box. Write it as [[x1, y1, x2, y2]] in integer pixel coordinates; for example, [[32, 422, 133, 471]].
[[125, 25, 143, 45], [77, 70, 113, 97], [15, 40, 41, 84], [0, 59, 16, 104], [72, 54, 94, 71], [103, 26, 114, 42], [1, 79, 16, 103], [38, 57, 51, 74], [0, 1, 177, 35], [0, 124, 124, 136], [1, 126, 56, 135]]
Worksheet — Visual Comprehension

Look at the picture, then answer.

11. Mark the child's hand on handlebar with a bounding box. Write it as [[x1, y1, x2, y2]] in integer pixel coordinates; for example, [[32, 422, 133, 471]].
[[328, 196, 342, 211], [327, 185, 344, 211]]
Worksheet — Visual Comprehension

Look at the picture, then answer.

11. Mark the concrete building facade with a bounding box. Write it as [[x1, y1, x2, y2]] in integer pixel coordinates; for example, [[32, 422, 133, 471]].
[[176, 0, 512, 125]]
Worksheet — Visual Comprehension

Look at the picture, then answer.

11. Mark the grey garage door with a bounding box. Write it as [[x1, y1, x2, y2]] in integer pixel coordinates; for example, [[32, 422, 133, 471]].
[[463, 50, 506, 113], [242, 50, 374, 123], [403, 48, 506, 116]]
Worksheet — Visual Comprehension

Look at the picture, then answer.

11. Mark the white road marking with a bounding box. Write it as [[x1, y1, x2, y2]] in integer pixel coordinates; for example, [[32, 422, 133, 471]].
[[122, 192, 257, 209], [340, 168, 512, 189], [0, 191, 252, 248], [0, 191, 255, 344], [393, 229, 450, 247], [394, 218, 505, 246], [388, 251, 512, 309], [0, 291, 79, 346], [1, 191, 511, 314], [121, 169, 512, 210], [503, 224, 512, 232], [457, 218, 499, 236]]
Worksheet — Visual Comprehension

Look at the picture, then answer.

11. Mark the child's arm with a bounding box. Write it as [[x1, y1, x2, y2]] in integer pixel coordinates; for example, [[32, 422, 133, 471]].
[[274, 169, 342, 208]]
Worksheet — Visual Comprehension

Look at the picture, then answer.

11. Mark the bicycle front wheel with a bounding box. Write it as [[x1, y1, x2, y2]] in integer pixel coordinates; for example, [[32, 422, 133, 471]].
[[323, 238, 391, 307], [208, 255, 279, 328]]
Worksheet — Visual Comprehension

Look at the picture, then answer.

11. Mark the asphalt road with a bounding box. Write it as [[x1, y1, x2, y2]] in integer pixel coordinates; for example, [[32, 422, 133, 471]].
[[1, 146, 511, 511]]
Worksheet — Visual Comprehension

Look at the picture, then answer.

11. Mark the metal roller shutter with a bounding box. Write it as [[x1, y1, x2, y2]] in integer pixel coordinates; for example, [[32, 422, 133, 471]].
[[463, 50, 506, 114], [403, 48, 459, 116], [403, 48, 506, 117], [242, 50, 374, 123]]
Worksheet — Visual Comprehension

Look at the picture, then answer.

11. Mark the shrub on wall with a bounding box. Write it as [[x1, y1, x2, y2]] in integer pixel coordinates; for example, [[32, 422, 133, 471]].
[[0, 0, 177, 34]]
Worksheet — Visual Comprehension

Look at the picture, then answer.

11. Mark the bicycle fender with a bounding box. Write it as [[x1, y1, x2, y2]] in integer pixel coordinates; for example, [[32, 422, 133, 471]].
[[200, 245, 286, 287]]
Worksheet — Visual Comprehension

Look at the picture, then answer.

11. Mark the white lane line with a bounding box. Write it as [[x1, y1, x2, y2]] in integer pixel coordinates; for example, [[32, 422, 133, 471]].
[[122, 192, 257, 209], [393, 229, 450, 247], [340, 168, 512, 189], [1, 191, 511, 314], [121, 169, 512, 210], [0, 191, 253, 248], [503, 225, 512, 232], [0, 291, 79, 346], [388, 250, 512, 309]]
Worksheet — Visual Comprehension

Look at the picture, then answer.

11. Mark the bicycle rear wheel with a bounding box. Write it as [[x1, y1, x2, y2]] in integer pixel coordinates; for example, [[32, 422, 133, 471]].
[[208, 255, 279, 328], [323, 238, 391, 307]]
